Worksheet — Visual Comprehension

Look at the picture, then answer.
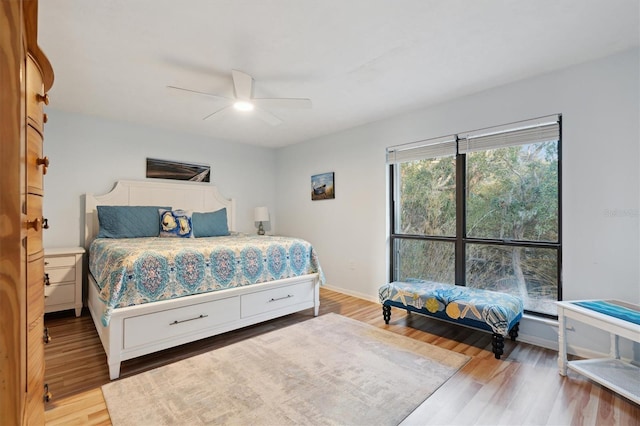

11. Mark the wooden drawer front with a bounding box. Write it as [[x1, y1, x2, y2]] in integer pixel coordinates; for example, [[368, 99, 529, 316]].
[[27, 256, 45, 325], [27, 125, 45, 194], [26, 54, 45, 133], [26, 194, 43, 256], [123, 296, 240, 349], [45, 255, 77, 269], [26, 257, 45, 404], [46, 266, 75, 284], [24, 384, 46, 425], [45, 283, 75, 306], [25, 336, 45, 425], [26, 245, 45, 417], [241, 282, 314, 318], [26, 315, 44, 389]]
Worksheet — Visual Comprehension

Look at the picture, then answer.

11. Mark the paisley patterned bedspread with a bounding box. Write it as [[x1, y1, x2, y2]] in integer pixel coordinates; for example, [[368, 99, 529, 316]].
[[89, 235, 325, 326]]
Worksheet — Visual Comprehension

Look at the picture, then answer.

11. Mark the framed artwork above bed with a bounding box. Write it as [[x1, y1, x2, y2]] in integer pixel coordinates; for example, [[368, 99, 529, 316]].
[[146, 158, 211, 182]]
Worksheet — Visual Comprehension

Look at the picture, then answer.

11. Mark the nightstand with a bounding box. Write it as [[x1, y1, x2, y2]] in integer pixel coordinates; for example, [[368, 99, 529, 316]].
[[44, 247, 85, 317]]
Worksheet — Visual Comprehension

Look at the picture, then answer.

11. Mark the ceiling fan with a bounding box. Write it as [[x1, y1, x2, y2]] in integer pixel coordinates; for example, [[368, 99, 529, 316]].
[[168, 69, 312, 126]]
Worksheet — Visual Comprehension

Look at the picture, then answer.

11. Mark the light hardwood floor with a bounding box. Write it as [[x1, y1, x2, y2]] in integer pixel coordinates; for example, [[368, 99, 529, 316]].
[[44, 288, 639, 425]]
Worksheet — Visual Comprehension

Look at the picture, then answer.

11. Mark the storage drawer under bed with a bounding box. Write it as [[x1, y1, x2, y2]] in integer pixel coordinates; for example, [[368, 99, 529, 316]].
[[241, 281, 315, 318], [123, 296, 240, 349]]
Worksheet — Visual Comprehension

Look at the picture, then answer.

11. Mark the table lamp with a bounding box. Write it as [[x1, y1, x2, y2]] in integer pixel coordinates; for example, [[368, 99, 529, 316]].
[[254, 206, 269, 235]]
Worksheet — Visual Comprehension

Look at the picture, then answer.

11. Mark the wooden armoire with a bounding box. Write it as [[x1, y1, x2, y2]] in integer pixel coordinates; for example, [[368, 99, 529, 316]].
[[0, 0, 54, 424]]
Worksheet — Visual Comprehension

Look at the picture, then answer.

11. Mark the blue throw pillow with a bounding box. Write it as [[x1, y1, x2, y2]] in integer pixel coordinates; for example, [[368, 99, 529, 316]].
[[159, 209, 193, 238], [192, 208, 230, 237], [97, 205, 170, 238]]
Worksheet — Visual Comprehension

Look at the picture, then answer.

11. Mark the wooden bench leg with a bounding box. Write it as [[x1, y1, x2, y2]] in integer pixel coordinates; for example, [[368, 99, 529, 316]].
[[492, 333, 505, 359], [509, 322, 520, 341], [382, 305, 391, 324]]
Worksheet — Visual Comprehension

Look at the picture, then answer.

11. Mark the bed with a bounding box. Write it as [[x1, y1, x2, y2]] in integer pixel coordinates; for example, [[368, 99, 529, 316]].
[[85, 180, 323, 379]]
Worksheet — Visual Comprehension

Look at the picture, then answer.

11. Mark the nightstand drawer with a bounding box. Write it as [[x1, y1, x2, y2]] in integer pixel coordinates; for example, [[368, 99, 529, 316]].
[[44, 255, 76, 268], [45, 283, 75, 306], [46, 267, 75, 284]]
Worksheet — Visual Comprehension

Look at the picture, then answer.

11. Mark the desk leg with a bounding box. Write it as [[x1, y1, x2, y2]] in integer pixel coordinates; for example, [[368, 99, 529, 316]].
[[610, 333, 620, 359], [558, 307, 568, 376]]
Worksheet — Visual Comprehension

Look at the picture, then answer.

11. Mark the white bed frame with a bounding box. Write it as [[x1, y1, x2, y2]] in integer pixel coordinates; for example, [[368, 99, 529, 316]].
[[85, 180, 320, 379]]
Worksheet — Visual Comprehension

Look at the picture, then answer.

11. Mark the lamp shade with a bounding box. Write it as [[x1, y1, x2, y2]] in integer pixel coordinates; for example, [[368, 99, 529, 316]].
[[254, 206, 269, 222]]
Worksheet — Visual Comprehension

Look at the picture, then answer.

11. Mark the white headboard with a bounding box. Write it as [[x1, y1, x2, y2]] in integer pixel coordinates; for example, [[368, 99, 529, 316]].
[[85, 180, 236, 248]]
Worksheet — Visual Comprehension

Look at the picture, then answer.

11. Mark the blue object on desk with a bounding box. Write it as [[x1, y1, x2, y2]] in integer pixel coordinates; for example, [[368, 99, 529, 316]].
[[573, 300, 640, 325]]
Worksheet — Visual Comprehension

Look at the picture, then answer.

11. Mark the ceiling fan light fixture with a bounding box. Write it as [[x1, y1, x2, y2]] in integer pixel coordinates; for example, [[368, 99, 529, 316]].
[[168, 70, 310, 125], [233, 100, 254, 112]]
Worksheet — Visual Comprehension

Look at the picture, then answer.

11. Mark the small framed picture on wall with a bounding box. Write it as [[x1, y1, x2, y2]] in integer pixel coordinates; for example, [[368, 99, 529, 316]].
[[311, 172, 335, 200]]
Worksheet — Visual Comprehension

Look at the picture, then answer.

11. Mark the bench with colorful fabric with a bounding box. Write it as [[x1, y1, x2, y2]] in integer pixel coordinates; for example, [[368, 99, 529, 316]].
[[379, 280, 524, 359]]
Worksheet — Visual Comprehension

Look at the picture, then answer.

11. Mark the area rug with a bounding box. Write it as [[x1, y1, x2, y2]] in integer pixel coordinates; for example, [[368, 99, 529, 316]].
[[102, 313, 469, 425]]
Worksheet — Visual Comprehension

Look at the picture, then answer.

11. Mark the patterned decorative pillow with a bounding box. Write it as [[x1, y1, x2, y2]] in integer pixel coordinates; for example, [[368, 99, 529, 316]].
[[159, 209, 193, 238], [97, 205, 170, 238], [192, 208, 229, 237]]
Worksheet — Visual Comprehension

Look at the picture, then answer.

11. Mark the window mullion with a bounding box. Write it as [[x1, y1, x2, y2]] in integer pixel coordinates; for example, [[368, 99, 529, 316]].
[[455, 151, 466, 286], [388, 164, 395, 282]]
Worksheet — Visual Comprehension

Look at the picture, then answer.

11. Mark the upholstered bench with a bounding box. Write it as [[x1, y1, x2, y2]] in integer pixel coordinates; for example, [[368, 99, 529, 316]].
[[379, 280, 524, 359]]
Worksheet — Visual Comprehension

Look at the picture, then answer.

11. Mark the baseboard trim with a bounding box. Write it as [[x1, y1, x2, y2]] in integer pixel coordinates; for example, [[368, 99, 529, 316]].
[[322, 284, 379, 304]]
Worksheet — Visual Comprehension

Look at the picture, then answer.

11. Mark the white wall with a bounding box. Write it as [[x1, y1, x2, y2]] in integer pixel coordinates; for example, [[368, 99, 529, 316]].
[[42, 49, 639, 356], [276, 48, 640, 354], [42, 110, 278, 248]]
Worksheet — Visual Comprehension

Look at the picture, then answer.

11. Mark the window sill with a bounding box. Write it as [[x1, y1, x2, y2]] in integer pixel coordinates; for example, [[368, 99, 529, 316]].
[[523, 313, 558, 327]]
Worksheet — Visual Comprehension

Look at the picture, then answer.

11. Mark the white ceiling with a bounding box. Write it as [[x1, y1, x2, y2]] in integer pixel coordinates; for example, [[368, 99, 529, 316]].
[[38, 0, 639, 148]]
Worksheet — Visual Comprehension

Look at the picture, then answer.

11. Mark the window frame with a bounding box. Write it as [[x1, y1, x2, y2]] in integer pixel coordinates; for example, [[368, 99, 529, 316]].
[[388, 117, 562, 319]]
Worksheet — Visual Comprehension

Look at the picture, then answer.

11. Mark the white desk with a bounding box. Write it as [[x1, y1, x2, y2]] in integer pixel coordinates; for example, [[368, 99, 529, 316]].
[[557, 300, 640, 404]]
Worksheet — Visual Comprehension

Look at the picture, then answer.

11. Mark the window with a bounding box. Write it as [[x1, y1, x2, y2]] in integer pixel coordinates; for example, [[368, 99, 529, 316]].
[[388, 115, 561, 317]]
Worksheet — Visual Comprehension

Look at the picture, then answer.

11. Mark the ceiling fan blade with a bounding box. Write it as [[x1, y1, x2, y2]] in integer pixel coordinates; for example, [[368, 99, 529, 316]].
[[167, 85, 231, 101], [252, 98, 312, 109], [202, 105, 232, 121], [231, 69, 253, 100], [254, 108, 283, 126]]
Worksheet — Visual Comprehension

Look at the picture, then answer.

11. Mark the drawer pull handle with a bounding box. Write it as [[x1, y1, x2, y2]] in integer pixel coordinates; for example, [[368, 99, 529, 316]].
[[269, 294, 294, 302], [26, 217, 41, 231], [36, 93, 49, 105], [169, 314, 208, 326], [43, 327, 51, 344], [43, 384, 52, 403], [36, 156, 49, 175], [44, 273, 50, 286]]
